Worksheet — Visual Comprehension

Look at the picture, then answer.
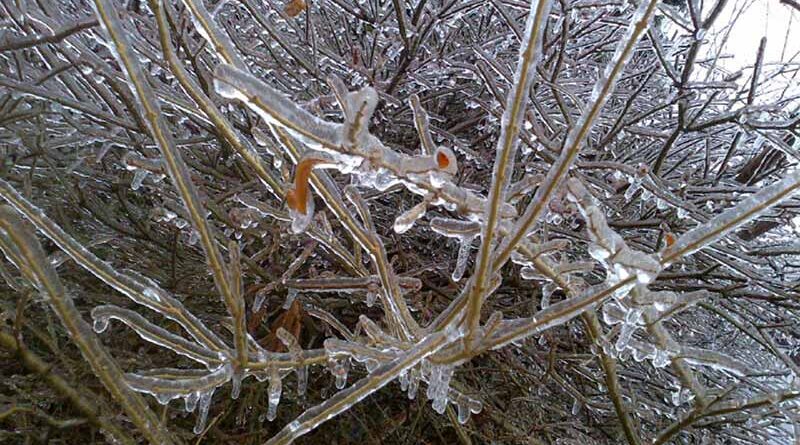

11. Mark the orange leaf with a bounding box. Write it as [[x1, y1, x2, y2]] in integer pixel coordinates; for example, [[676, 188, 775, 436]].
[[284, 0, 307, 17], [436, 151, 450, 169], [286, 157, 322, 214]]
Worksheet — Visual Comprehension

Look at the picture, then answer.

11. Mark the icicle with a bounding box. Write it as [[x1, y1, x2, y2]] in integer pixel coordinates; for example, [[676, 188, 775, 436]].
[[277, 328, 307, 396], [426, 365, 440, 401], [456, 397, 470, 424], [326, 355, 350, 389], [289, 191, 314, 234], [399, 371, 409, 391], [188, 229, 200, 245], [454, 394, 481, 424], [540, 283, 554, 309], [407, 368, 419, 400], [624, 179, 640, 201], [283, 289, 298, 309], [96, 142, 113, 163], [365, 287, 378, 307], [431, 366, 453, 414], [230, 372, 242, 400], [193, 389, 215, 434], [571, 399, 581, 415], [615, 308, 642, 352], [266, 368, 282, 421], [452, 235, 475, 282]]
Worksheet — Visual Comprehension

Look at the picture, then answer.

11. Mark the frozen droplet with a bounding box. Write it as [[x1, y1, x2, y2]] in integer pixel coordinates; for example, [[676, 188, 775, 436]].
[[156, 392, 173, 405], [93, 316, 109, 333], [131, 169, 148, 190]]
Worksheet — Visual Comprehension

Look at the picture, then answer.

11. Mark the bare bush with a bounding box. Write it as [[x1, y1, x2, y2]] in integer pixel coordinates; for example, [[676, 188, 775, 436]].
[[1, 0, 800, 443]]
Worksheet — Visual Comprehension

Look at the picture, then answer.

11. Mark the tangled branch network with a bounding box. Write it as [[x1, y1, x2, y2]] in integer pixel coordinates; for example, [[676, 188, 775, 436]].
[[1, 0, 800, 443]]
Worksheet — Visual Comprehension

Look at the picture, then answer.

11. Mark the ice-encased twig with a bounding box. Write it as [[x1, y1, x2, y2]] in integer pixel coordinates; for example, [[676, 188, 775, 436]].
[[91, 305, 222, 368], [212, 65, 513, 223], [678, 346, 750, 376], [124, 364, 233, 402], [269, 127, 419, 341], [409, 94, 436, 156], [175, 0, 246, 69], [0, 329, 137, 445], [149, 0, 282, 196], [643, 310, 708, 407], [566, 178, 661, 285]]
